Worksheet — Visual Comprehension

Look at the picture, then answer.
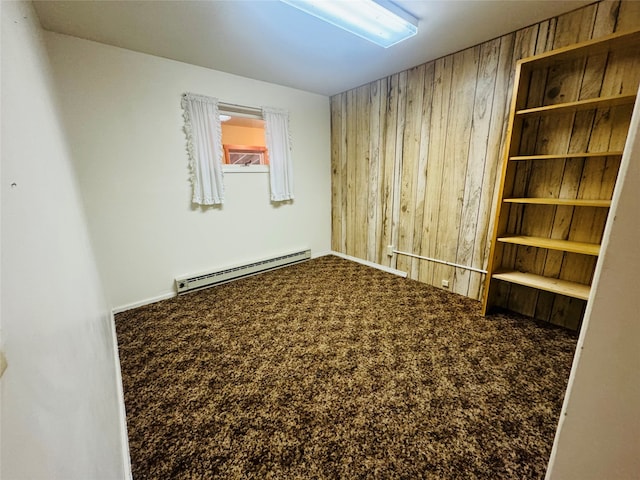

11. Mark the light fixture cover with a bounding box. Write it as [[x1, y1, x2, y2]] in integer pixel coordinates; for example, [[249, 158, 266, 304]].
[[281, 0, 418, 48]]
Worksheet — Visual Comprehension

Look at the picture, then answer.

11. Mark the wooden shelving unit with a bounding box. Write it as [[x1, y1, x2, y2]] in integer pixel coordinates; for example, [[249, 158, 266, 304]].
[[482, 28, 640, 329]]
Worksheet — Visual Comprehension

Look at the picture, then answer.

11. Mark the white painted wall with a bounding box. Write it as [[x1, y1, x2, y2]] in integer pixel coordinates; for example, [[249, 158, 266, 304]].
[[1, 2, 126, 478], [43, 32, 332, 310], [546, 91, 640, 478]]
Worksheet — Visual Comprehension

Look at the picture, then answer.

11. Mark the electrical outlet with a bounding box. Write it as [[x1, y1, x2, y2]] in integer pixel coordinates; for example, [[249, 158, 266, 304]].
[[386, 245, 394, 257], [442, 279, 450, 288]]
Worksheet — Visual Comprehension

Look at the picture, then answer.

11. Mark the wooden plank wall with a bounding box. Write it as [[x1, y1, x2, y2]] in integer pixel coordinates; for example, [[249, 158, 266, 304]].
[[331, 1, 640, 304]]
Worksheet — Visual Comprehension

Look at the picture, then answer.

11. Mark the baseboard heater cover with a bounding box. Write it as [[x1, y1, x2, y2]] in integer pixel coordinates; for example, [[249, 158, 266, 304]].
[[175, 249, 311, 294]]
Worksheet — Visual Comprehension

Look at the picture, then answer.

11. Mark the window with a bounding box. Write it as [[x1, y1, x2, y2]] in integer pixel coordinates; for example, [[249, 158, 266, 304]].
[[182, 93, 294, 202], [220, 104, 294, 200], [220, 109, 269, 173]]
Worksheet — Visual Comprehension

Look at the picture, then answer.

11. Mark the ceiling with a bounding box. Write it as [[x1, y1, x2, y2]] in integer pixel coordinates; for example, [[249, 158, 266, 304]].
[[33, 0, 593, 97]]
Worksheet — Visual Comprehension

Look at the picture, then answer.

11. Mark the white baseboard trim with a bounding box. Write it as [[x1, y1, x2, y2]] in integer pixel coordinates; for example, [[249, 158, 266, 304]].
[[329, 251, 408, 278], [109, 311, 133, 480], [111, 250, 402, 314], [112, 291, 175, 314], [113, 250, 318, 314]]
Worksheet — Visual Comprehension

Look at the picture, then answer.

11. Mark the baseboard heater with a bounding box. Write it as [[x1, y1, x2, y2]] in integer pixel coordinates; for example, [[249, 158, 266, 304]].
[[175, 249, 311, 294]]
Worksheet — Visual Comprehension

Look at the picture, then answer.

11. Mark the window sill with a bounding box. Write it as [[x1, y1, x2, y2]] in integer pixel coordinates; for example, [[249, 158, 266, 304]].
[[223, 165, 269, 174]]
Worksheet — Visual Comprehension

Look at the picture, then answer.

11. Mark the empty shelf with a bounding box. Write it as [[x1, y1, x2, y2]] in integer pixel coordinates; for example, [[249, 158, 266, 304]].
[[493, 271, 591, 300], [509, 151, 623, 161], [503, 198, 611, 207], [516, 94, 636, 116], [497, 236, 600, 256]]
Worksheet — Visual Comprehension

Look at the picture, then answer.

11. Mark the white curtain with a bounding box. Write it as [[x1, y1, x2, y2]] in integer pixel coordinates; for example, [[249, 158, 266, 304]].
[[263, 107, 294, 202], [181, 93, 224, 205]]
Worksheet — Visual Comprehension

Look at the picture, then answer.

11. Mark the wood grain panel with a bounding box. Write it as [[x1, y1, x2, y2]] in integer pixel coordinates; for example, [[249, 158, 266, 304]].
[[455, 40, 500, 297], [345, 89, 356, 256], [396, 65, 425, 275], [390, 72, 408, 270], [433, 47, 479, 292], [411, 63, 435, 280], [331, 93, 346, 252], [354, 85, 370, 260], [379, 76, 399, 267]]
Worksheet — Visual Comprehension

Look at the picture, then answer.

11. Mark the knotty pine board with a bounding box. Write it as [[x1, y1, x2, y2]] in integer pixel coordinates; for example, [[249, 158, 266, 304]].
[[378, 76, 399, 268], [467, 34, 516, 299], [330, 93, 345, 253], [411, 63, 435, 280], [367, 80, 382, 264], [355, 84, 371, 261], [455, 42, 496, 297], [396, 65, 426, 275]]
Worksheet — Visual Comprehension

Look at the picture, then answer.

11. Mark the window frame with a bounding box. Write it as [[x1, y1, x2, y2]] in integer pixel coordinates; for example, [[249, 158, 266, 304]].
[[223, 144, 269, 166], [219, 104, 269, 174]]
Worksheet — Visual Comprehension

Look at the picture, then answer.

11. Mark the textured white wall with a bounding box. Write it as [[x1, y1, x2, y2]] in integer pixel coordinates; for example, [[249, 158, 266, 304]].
[[43, 32, 332, 310], [0, 2, 126, 478], [546, 90, 640, 479]]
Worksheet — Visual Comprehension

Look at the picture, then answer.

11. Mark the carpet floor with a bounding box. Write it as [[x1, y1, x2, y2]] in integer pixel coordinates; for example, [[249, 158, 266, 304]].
[[115, 255, 577, 479]]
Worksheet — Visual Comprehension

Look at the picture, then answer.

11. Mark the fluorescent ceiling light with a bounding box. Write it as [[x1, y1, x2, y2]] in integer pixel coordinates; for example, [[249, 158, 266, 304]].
[[281, 0, 418, 48]]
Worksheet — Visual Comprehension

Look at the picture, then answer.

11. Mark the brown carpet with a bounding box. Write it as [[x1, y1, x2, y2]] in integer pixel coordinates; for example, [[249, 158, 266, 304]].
[[115, 255, 577, 479]]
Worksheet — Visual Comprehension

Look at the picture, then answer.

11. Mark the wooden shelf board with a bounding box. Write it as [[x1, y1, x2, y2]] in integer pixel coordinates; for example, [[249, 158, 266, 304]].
[[518, 29, 640, 69], [516, 94, 636, 116], [503, 198, 611, 207], [510, 151, 623, 161], [497, 235, 600, 256], [492, 271, 591, 300]]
